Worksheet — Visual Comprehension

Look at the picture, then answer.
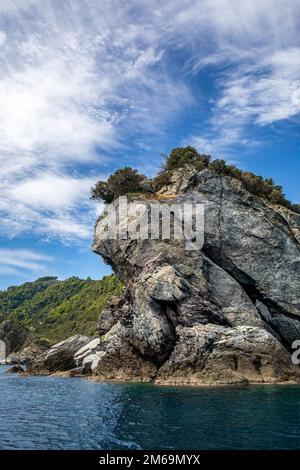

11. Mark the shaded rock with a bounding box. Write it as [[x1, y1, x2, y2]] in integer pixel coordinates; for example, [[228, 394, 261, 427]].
[[90, 323, 157, 382], [97, 291, 132, 336], [6, 341, 50, 366], [68, 366, 88, 377], [5, 354, 20, 365], [140, 178, 155, 193], [6, 365, 25, 374], [28, 335, 91, 375]]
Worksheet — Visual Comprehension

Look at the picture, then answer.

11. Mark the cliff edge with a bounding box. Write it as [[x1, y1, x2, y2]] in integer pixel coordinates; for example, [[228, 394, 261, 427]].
[[89, 166, 300, 385]]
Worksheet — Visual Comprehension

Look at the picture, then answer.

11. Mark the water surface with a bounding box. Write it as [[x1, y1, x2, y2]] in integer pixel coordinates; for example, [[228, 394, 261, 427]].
[[0, 366, 300, 449]]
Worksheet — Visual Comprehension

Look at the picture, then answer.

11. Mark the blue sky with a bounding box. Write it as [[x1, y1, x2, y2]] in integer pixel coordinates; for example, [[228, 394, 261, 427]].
[[0, 0, 300, 290]]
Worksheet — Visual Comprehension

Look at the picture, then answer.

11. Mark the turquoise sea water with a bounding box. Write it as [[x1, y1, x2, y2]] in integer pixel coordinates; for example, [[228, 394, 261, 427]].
[[0, 365, 300, 450]]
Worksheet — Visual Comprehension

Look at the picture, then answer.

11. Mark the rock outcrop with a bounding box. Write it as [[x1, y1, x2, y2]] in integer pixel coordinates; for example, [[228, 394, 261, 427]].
[[74, 337, 101, 371], [28, 335, 91, 375], [90, 167, 300, 385], [6, 341, 49, 365]]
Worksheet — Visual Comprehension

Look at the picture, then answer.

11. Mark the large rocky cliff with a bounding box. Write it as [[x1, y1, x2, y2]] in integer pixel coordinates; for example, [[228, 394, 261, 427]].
[[89, 166, 300, 386]]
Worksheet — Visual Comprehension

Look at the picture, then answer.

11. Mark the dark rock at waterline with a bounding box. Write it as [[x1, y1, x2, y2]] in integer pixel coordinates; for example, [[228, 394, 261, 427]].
[[6, 365, 25, 374], [90, 166, 300, 386]]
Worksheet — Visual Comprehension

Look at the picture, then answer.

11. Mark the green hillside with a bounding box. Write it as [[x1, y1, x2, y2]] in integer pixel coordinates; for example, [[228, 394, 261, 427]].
[[0, 275, 122, 344]]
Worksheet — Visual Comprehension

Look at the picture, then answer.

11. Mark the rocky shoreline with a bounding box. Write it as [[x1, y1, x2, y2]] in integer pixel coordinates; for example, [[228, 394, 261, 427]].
[[7, 166, 299, 386], [2, 166, 300, 386]]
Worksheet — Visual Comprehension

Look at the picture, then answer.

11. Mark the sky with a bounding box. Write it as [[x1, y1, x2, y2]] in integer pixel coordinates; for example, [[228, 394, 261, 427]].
[[0, 0, 300, 290]]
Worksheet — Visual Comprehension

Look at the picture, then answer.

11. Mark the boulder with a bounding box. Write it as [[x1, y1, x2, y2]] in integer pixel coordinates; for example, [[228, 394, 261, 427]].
[[28, 335, 91, 375], [5, 339, 50, 365]]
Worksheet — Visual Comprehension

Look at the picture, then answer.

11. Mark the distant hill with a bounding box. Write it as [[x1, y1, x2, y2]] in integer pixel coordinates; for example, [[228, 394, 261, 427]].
[[0, 275, 122, 344]]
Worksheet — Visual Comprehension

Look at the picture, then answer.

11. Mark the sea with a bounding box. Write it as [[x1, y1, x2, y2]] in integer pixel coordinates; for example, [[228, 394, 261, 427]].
[[0, 365, 300, 449]]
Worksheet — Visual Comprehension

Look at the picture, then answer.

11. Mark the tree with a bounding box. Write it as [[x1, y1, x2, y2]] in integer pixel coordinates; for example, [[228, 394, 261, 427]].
[[208, 159, 227, 174], [164, 146, 211, 171], [90, 167, 146, 203], [90, 146, 297, 213]]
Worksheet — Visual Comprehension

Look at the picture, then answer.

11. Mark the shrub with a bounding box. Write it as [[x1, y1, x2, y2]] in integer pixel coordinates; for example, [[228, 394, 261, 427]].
[[91, 167, 146, 203], [161, 148, 297, 212], [164, 146, 211, 172], [90, 147, 298, 214], [208, 159, 227, 174]]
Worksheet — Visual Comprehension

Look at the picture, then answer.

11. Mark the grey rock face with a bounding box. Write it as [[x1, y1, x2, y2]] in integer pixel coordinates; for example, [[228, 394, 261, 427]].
[[28, 335, 91, 375], [91, 167, 300, 385]]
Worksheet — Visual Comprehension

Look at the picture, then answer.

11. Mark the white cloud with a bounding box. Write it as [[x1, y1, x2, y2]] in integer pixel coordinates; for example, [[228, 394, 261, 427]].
[[42, 218, 91, 240], [7, 174, 95, 210], [189, 128, 249, 160], [213, 48, 300, 126], [0, 173, 98, 243], [0, 37, 115, 161], [0, 0, 191, 241], [0, 0, 299, 241], [177, 0, 300, 156], [0, 249, 52, 277]]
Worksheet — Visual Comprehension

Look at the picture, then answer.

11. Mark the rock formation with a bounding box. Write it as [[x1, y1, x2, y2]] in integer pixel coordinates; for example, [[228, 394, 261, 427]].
[[28, 335, 91, 375], [89, 167, 300, 385], [0, 319, 49, 365]]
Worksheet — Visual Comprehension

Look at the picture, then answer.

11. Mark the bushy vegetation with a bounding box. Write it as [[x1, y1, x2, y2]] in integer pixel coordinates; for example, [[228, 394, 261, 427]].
[[156, 147, 299, 212], [162, 146, 211, 172], [0, 277, 58, 315], [90, 167, 146, 203], [90, 147, 299, 213], [0, 275, 123, 344]]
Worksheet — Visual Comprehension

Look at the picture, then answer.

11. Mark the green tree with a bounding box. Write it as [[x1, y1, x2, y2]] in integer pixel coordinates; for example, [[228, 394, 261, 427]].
[[164, 146, 211, 171], [208, 159, 227, 174], [90, 167, 146, 203]]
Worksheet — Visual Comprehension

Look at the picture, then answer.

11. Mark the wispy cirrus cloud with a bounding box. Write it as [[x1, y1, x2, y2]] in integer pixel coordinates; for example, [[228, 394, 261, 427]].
[[178, 0, 300, 156], [0, 248, 52, 278], [0, 0, 300, 244]]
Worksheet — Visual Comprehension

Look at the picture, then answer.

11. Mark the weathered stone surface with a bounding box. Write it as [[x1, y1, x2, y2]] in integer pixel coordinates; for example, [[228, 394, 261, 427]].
[[74, 337, 100, 368], [156, 325, 296, 385], [28, 335, 91, 375], [89, 323, 157, 382], [90, 167, 300, 385], [14, 342, 49, 365], [0, 320, 30, 356]]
